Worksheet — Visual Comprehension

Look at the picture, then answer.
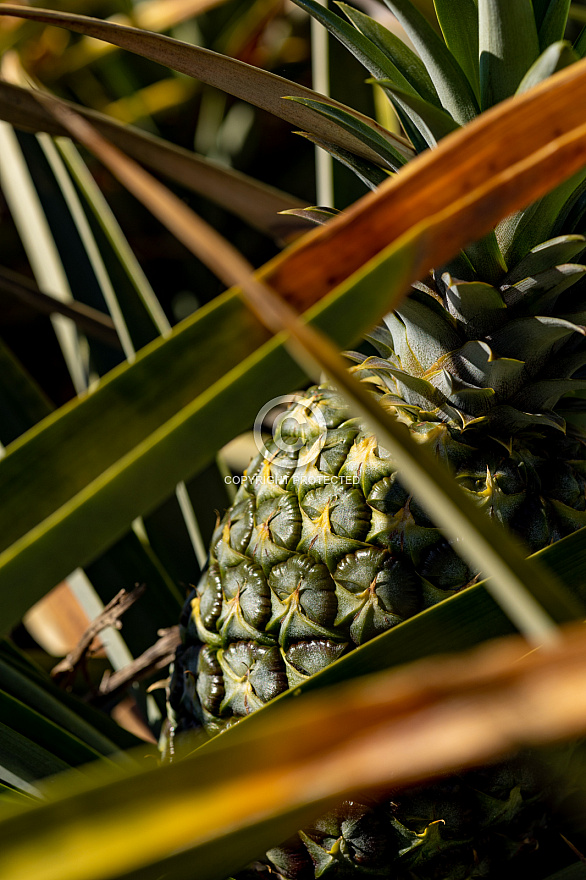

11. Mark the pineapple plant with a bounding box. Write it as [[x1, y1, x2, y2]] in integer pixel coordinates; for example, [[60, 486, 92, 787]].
[[1, 0, 586, 878], [166, 0, 586, 876]]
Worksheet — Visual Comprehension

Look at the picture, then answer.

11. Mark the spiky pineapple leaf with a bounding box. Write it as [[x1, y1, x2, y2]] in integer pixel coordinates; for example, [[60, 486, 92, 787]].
[[517, 40, 578, 92], [295, 132, 390, 189], [0, 691, 109, 772], [575, 25, 586, 57], [478, 0, 540, 108], [0, 644, 142, 755], [382, 0, 479, 122], [370, 80, 459, 143], [462, 230, 508, 282], [291, 0, 441, 149], [500, 169, 586, 264], [433, 0, 480, 99], [539, 0, 572, 50], [337, 3, 440, 105], [0, 81, 310, 241], [501, 234, 586, 284], [0, 5, 397, 167], [534, 0, 552, 29], [281, 206, 341, 225], [287, 97, 406, 169]]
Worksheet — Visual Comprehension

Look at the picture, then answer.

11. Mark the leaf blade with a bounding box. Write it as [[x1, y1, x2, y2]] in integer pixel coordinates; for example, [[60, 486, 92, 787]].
[[478, 0, 540, 108], [433, 0, 480, 98], [383, 0, 479, 122], [0, 5, 403, 167]]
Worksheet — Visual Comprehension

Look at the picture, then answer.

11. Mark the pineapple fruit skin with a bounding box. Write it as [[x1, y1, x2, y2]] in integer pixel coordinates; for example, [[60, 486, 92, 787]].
[[176, 385, 586, 734]]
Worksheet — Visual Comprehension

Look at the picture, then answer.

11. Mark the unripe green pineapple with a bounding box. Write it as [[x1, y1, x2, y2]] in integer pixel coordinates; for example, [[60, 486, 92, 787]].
[[169, 1, 586, 876]]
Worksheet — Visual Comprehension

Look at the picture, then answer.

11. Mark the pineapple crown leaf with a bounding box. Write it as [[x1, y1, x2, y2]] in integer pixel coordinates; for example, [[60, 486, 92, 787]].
[[336, 2, 441, 107], [460, 234, 508, 283], [553, 176, 586, 238], [512, 377, 586, 412], [286, 97, 407, 170], [353, 236, 586, 431], [290, 0, 444, 153], [533, 0, 552, 31], [433, 0, 480, 99], [292, 0, 586, 280], [478, 0, 540, 108], [368, 80, 460, 144], [500, 234, 586, 286], [499, 171, 586, 265], [294, 131, 390, 190], [516, 40, 579, 95], [574, 23, 586, 57], [291, 0, 419, 92], [383, 0, 480, 122], [443, 277, 506, 336], [538, 0, 572, 52]]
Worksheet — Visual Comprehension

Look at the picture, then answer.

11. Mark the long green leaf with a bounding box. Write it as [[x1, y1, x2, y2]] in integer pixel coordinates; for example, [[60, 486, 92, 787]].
[[372, 80, 460, 143], [0, 643, 144, 755], [16, 130, 130, 373], [0, 122, 86, 393], [433, 0, 480, 98], [539, 0, 572, 50], [0, 5, 402, 167], [0, 723, 73, 790], [383, 0, 479, 122], [0, 691, 108, 770], [338, 2, 440, 105], [53, 133, 216, 601], [517, 41, 578, 93], [296, 131, 390, 189], [287, 97, 407, 169], [0, 259, 183, 651], [55, 137, 170, 341], [478, 0, 540, 108]]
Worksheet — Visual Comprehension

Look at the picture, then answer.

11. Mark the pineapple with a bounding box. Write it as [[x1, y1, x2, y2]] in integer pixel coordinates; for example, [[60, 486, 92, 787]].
[[169, 1, 586, 876]]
